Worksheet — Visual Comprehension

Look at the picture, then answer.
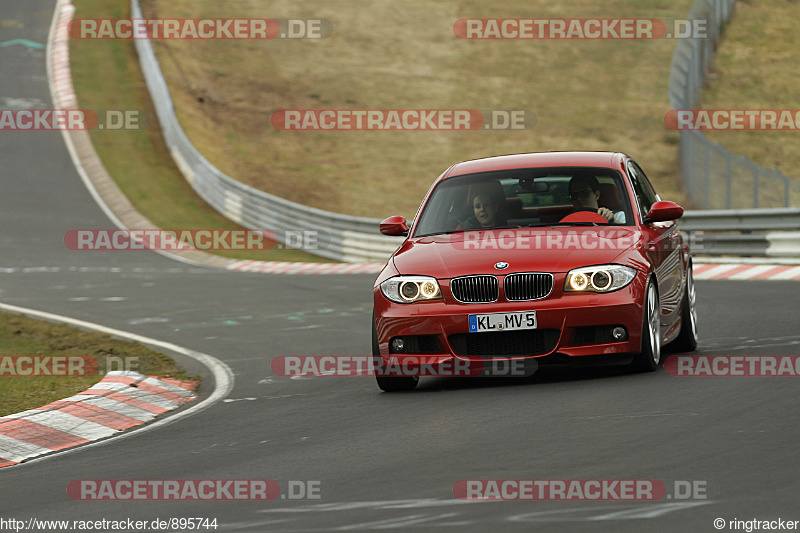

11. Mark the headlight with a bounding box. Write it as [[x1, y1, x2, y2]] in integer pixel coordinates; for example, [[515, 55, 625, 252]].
[[564, 265, 637, 293], [381, 276, 442, 303]]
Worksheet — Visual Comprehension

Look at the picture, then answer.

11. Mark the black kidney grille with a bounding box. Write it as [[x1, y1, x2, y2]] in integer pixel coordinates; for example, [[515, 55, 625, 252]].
[[504, 273, 554, 301], [450, 275, 499, 303], [449, 329, 560, 357]]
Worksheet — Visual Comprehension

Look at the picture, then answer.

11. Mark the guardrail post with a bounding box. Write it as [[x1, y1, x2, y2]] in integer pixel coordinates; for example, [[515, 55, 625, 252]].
[[753, 166, 759, 208], [725, 154, 732, 209], [777, 169, 791, 208]]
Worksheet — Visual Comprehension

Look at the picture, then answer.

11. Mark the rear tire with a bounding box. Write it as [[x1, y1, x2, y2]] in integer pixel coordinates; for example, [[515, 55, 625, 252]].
[[373, 311, 418, 392], [670, 265, 698, 352], [632, 279, 661, 372]]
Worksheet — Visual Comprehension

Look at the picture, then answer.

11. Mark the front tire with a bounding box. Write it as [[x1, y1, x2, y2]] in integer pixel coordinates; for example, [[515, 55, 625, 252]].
[[373, 311, 418, 392], [632, 279, 661, 372], [670, 265, 698, 352]]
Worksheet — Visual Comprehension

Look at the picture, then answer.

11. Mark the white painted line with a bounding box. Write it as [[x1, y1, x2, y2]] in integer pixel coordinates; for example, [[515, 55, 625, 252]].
[[0, 301, 234, 468], [46, 0, 222, 271]]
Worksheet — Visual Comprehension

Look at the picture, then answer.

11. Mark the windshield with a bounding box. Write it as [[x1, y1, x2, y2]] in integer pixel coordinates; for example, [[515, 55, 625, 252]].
[[412, 167, 634, 237]]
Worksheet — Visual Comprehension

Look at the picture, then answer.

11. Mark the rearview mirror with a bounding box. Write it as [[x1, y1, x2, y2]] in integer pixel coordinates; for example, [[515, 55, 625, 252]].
[[518, 178, 549, 193], [644, 201, 684, 223], [380, 216, 409, 236]]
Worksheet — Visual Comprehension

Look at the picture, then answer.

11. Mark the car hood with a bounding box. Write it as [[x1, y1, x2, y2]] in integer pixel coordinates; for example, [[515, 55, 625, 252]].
[[392, 227, 643, 278]]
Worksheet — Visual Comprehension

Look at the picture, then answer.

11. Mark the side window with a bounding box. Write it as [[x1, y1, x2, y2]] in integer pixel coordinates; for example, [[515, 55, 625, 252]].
[[627, 160, 659, 220]]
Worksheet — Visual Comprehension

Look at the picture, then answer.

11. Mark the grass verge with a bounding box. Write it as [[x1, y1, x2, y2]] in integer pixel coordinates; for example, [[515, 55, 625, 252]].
[[700, 0, 800, 206], [0, 312, 198, 417], [69, 0, 333, 262], [141, 0, 695, 219], [71, 0, 798, 245]]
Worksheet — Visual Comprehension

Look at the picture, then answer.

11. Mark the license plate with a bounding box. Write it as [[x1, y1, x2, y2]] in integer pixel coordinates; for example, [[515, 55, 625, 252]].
[[468, 311, 537, 333]]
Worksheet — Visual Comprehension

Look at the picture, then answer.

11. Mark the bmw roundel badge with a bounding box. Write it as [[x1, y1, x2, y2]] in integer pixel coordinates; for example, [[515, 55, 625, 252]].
[[494, 261, 509, 270]]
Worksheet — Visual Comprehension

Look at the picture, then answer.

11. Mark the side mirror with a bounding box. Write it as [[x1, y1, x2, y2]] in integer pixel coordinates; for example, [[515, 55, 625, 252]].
[[380, 216, 409, 236], [644, 201, 684, 223]]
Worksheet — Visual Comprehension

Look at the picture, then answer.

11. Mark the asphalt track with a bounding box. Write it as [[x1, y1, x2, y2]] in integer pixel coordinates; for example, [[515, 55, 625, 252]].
[[2, 1, 800, 531]]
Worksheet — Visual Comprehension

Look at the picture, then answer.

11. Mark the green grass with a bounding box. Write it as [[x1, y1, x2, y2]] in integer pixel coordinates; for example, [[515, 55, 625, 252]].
[[0, 312, 198, 416], [71, 0, 799, 234], [69, 0, 334, 262], [699, 0, 800, 206], [139, 0, 696, 217]]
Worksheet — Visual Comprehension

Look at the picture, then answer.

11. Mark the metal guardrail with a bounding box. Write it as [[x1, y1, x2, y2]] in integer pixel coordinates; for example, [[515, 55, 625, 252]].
[[668, 0, 800, 209], [682, 208, 800, 232], [130, 0, 403, 263], [131, 0, 798, 261], [681, 208, 800, 257]]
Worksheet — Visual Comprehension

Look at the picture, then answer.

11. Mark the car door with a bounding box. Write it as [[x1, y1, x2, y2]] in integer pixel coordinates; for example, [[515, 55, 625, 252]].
[[626, 160, 683, 332]]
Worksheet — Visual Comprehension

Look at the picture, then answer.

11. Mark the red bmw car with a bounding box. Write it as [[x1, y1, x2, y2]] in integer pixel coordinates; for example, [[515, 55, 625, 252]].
[[373, 151, 698, 391]]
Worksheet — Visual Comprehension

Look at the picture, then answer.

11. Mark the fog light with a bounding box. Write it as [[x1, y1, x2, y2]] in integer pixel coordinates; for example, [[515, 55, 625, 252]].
[[612, 326, 627, 340], [391, 338, 405, 352]]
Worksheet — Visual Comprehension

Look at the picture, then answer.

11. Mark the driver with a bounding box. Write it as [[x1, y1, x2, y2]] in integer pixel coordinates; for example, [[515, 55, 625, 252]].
[[568, 174, 614, 222]]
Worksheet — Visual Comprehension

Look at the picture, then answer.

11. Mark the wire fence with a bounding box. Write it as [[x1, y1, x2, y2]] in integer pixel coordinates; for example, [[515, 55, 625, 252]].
[[668, 0, 800, 208], [132, 0, 798, 264]]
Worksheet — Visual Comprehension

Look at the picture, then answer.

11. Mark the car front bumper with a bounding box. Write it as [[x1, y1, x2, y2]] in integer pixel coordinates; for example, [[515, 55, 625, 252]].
[[374, 273, 647, 371]]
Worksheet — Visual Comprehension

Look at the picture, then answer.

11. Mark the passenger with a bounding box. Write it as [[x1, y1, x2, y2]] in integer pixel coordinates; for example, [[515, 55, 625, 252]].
[[462, 187, 508, 229]]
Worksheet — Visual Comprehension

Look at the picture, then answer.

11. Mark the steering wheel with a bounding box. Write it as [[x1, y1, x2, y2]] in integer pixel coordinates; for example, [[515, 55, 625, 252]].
[[559, 209, 609, 224]]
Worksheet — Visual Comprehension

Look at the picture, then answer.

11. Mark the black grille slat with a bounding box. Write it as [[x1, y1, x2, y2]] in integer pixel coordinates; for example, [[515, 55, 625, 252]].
[[451, 275, 499, 303], [504, 273, 553, 301], [449, 330, 560, 357]]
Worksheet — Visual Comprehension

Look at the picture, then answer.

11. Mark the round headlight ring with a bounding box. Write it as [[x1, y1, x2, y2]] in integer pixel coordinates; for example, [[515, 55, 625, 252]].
[[570, 272, 589, 291], [399, 281, 420, 301], [421, 281, 438, 298], [591, 270, 612, 291]]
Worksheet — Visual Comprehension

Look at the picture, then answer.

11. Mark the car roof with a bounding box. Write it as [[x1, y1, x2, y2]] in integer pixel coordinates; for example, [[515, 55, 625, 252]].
[[443, 151, 628, 179]]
